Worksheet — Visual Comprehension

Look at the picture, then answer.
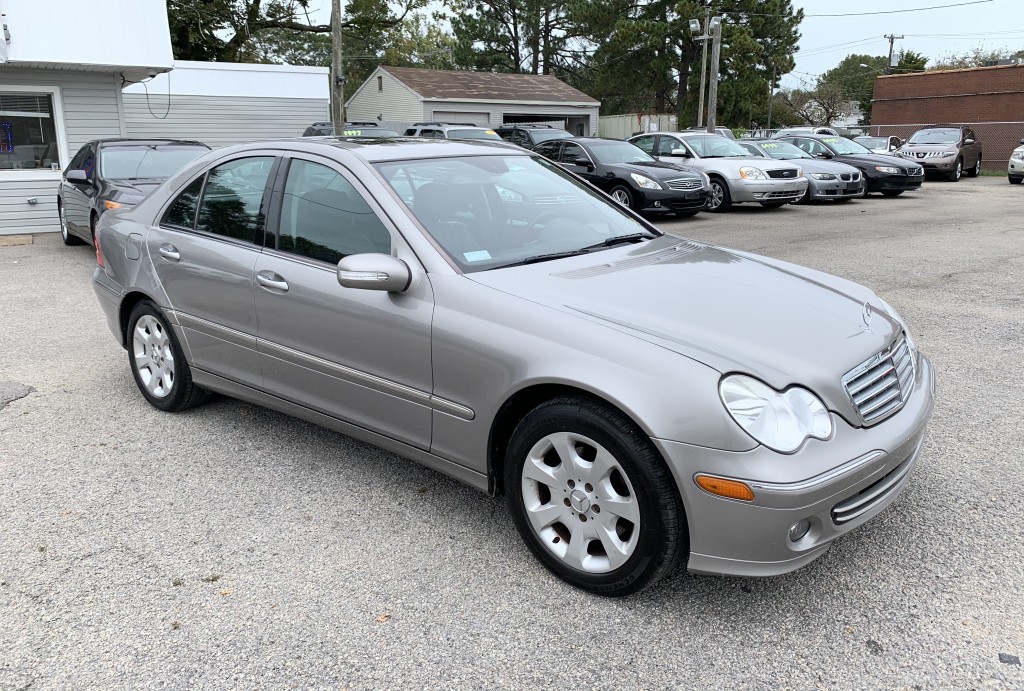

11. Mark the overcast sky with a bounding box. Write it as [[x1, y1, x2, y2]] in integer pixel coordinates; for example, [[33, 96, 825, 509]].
[[785, 0, 1021, 87]]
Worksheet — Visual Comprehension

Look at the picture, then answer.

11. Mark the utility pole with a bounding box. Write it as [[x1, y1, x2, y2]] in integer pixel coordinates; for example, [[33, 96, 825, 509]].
[[766, 64, 776, 131], [705, 16, 723, 133], [884, 34, 904, 74], [695, 4, 711, 127], [331, 0, 346, 128]]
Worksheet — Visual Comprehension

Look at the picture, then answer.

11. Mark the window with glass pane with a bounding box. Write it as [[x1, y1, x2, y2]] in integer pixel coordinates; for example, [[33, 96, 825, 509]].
[[0, 93, 61, 171], [162, 176, 205, 229], [196, 157, 274, 242], [278, 159, 391, 264]]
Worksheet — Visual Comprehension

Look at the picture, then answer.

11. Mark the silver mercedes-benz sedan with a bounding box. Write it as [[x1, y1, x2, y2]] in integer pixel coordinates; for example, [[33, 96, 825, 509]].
[[91, 137, 935, 596]]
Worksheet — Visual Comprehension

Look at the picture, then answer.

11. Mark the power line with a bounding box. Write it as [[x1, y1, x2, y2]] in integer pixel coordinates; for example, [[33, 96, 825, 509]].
[[729, 0, 996, 18]]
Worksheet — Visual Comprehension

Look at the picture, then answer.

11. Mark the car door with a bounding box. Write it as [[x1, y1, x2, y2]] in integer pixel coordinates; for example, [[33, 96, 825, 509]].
[[560, 141, 602, 188], [63, 143, 97, 234], [964, 127, 981, 167], [631, 135, 657, 157], [253, 155, 434, 450], [147, 154, 278, 390], [532, 140, 563, 163]]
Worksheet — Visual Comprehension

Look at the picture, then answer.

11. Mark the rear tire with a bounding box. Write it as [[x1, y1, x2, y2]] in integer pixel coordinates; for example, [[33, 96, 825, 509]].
[[505, 396, 685, 596], [59, 202, 83, 246], [127, 300, 208, 412]]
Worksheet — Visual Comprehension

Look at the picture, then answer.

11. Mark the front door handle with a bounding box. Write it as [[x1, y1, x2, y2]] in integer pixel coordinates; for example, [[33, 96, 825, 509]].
[[256, 271, 289, 292], [157, 244, 180, 261]]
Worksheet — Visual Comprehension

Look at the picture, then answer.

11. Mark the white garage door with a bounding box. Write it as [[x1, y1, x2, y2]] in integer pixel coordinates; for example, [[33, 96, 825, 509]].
[[432, 111, 490, 126]]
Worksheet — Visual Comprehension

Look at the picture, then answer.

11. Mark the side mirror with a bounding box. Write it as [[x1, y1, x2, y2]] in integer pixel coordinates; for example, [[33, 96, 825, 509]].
[[573, 157, 593, 169], [889, 145, 898, 151], [337, 253, 411, 293], [66, 170, 89, 183], [670, 148, 691, 157], [964, 138, 975, 145], [814, 151, 833, 159]]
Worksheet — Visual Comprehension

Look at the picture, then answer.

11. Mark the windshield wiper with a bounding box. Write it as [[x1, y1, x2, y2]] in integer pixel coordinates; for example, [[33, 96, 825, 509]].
[[490, 249, 592, 269], [582, 233, 649, 250]]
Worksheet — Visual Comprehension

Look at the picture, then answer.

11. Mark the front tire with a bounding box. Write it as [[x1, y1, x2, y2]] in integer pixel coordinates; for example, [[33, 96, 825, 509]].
[[505, 396, 685, 596], [947, 158, 962, 182], [609, 185, 636, 211], [706, 178, 732, 213], [127, 300, 207, 412], [59, 201, 83, 246], [1010, 176, 1023, 185]]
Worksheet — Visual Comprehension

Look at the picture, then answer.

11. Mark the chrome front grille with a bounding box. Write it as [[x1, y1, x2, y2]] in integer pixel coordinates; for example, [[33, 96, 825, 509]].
[[906, 167, 923, 176], [842, 333, 915, 425], [831, 455, 914, 524], [665, 178, 703, 191]]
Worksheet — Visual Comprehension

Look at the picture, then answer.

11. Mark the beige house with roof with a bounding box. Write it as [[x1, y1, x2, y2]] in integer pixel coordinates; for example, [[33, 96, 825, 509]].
[[345, 66, 600, 136]]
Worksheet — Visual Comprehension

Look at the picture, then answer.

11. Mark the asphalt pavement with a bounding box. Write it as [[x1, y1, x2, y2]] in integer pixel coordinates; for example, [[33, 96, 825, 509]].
[[1, 177, 1021, 689]]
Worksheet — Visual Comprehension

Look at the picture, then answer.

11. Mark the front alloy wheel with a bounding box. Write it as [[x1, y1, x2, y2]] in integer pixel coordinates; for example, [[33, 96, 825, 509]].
[[948, 158, 962, 182], [706, 179, 732, 212], [609, 185, 634, 210], [505, 396, 685, 596]]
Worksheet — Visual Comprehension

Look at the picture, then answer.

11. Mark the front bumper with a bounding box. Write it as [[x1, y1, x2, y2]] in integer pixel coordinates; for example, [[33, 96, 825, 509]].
[[730, 178, 808, 204], [867, 172, 924, 192], [637, 186, 711, 213], [1008, 159, 1023, 179], [654, 353, 935, 578], [809, 178, 865, 200]]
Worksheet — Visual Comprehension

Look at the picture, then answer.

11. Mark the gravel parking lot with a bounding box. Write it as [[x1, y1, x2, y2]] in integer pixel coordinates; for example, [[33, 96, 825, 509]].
[[1, 177, 1022, 689]]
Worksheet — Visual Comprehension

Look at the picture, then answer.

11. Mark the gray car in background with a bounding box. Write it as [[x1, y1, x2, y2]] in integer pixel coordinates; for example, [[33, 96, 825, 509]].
[[91, 138, 934, 596], [629, 131, 807, 211], [895, 124, 983, 181], [738, 139, 865, 203]]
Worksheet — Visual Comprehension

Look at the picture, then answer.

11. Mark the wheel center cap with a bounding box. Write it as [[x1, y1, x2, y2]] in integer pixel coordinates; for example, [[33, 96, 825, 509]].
[[569, 489, 591, 513]]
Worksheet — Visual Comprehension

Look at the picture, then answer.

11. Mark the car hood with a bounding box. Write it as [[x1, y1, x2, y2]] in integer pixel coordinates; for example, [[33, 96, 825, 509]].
[[105, 179, 166, 203], [900, 142, 958, 152], [468, 235, 899, 421], [835, 152, 917, 169], [611, 160, 704, 181], [687, 156, 801, 177]]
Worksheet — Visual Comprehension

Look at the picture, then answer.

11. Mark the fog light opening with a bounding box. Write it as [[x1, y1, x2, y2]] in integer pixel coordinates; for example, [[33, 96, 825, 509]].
[[653, 200, 662, 207], [788, 519, 811, 542]]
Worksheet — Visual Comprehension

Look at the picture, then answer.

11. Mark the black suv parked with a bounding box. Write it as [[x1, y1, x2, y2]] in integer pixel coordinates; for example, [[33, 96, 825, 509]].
[[495, 124, 574, 149]]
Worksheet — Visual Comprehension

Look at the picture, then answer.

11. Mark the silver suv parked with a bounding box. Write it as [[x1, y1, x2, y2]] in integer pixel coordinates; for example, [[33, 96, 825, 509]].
[[403, 122, 503, 141], [895, 124, 982, 181], [629, 131, 807, 212]]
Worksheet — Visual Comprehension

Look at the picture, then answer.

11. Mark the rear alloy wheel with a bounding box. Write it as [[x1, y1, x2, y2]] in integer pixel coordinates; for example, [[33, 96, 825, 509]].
[[127, 300, 208, 412], [966, 156, 981, 177], [609, 185, 636, 211], [59, 202, 83, 246], [706, 178, 732, 212], [947, 158, 962, 182], [505, 396, 685, 596]]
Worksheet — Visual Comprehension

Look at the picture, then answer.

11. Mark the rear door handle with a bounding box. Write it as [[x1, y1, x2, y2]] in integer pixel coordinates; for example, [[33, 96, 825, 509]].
[[256, 271, 289, 292], [157, 244, 180, 261]]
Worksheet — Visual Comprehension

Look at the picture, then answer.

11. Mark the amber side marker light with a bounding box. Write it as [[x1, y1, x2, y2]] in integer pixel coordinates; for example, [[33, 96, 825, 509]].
[[695, 475, 755, 502]]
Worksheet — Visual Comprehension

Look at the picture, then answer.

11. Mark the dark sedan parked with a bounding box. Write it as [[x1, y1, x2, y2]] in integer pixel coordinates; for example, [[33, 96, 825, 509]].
[[59, 139, 210, 246], [775, 134, 923, 197], [532, 137, 711, 215]]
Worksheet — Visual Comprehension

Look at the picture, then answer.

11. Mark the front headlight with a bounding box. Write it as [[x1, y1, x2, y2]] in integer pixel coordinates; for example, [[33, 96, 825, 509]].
[[719, 375, 833, 453], [941, 150, 957, 157], [739, 166, 768, 180], [875, 165, 901, 174], [1012, 148, 1024, 161], [809, 172, 836, 180], [629, 173, 661, 190]]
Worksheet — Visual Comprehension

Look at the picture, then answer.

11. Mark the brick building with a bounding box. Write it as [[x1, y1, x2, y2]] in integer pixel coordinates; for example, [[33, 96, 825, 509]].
[[868, 63, 1024, 170]]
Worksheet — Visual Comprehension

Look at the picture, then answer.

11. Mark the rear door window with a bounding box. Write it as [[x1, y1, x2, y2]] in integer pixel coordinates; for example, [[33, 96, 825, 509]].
[[195, 156, 276, 243]]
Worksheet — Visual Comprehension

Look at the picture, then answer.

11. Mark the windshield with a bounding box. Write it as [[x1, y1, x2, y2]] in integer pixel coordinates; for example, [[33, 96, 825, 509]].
[[754, 141, 810, 160], [586, 140, 656, 164], [375, 155, 657, 273], [855, 137, 887, 149], [819, 137, 872, 155], [685, 135, 752, 158], [908, 128, 959, 145], [448, 129, 503, 140], [100, 145, 208, 180], [531, 130, 574, 143]]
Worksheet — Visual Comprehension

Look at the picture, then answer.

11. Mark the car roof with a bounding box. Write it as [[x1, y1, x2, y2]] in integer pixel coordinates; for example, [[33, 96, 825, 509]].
[[213, 137, 524, 163], [95, 138, 209, 148]]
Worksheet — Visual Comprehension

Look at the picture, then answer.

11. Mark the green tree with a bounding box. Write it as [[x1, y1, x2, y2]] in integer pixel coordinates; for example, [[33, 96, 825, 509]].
[[815, 50, 928, 125], [929, 45, 1024, 71]]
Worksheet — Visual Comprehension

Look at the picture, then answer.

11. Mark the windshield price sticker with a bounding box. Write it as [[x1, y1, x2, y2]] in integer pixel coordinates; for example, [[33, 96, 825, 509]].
[[762, 143, 779, 149], [463, 250, 492, 262], [343, 130, 363, 136]]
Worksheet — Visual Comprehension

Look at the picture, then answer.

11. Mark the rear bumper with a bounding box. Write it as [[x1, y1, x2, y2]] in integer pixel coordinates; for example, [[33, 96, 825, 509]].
[[654, 354, 935, 577], [92, 268, 124, 346]]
